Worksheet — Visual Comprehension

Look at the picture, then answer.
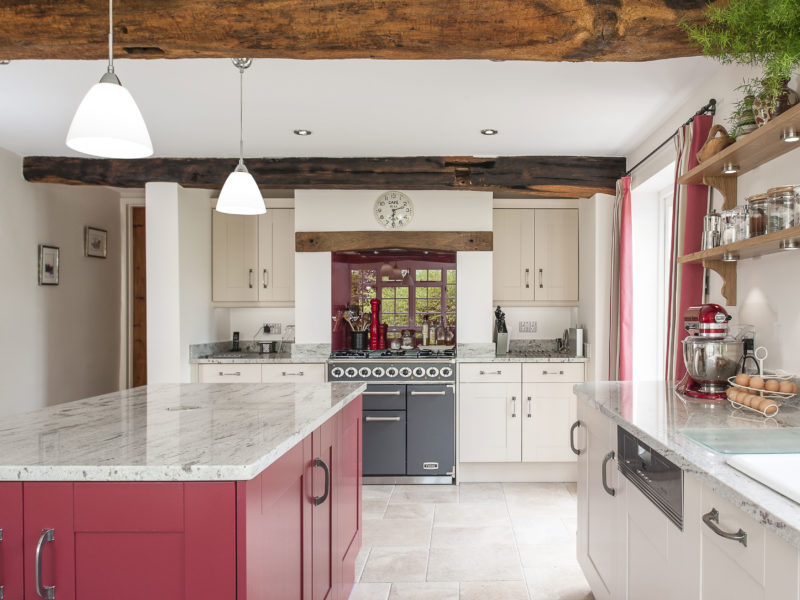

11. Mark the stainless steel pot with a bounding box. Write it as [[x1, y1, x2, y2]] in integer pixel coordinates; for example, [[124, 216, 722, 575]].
[[682, 337, 743, 393]]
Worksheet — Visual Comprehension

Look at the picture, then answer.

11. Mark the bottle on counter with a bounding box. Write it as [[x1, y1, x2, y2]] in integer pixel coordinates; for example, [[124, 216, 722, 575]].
[[421, 315, 429, 346], [435, 321, 445, 346], [429, 318, 437, 345]]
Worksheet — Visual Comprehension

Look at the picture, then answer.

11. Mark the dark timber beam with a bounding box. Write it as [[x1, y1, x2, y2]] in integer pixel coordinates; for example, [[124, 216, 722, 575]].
[[22, 156, 626, 199], [0, 1, 710, 62]]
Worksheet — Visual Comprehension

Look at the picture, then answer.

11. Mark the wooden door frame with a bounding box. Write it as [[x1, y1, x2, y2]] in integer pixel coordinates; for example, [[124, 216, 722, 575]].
[[119, 191, 146, 389]]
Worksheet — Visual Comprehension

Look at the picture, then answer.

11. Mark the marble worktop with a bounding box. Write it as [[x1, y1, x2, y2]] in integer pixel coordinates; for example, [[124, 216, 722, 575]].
[[456, 343, 587, 363], [0, 381, 364, 482], [575, 381, 800, 548], [191, 342, 330, 364]]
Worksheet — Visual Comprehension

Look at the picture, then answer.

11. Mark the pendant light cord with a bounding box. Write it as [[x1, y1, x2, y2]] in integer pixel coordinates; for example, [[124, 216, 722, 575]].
[[239, 64, 244, 166], [107, 0, 114, 74]]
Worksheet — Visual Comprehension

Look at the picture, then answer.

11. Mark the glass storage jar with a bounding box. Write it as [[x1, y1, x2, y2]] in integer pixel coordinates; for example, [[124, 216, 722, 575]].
[[734, 204, 750, 241], [720, 209, 737, 245], [767, 186, 797, 232], [747, 193, 769, 237]]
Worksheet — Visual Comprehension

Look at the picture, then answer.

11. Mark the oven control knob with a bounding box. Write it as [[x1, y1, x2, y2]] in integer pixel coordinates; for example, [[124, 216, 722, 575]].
[[344, 367, 358, 378], [439, 366, 453, 378], [331, 367, 344, 378], [358, 367, 372, 378], [372, 367, 385, 378], [412, 367, 426, 378], [426, 367, 439, 378], [399, 367, 412, 378], [386, 366, 399, 378]]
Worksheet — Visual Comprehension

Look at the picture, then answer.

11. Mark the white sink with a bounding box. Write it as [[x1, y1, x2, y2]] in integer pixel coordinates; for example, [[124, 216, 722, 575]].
[[727, 454, 800, 504]]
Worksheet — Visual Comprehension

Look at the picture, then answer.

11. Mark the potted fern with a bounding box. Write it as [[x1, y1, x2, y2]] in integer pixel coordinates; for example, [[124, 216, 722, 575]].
[[681, 0, 800, 129]]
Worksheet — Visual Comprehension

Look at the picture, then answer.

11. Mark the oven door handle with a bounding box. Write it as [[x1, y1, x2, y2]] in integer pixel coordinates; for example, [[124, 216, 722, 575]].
[[409, 390, 446, 396], [363, 390, 402, 396], [364, 416, 402, 422]]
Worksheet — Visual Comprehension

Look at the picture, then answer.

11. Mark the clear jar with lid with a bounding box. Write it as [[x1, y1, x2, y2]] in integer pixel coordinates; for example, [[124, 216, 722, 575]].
[[720, 209, 737, 245], [734, 204, 750, 241], [747, 193, 769, 237], [767, 186, 797, 232]]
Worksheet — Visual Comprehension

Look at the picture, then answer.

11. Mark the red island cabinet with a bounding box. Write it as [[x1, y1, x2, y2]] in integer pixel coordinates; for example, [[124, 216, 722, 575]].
[[0, 395, 362, 600]]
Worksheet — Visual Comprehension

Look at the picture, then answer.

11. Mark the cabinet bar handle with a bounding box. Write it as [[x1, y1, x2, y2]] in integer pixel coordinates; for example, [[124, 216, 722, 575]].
[[527, 396, 532, 418], [525, 268, 530, 288], [364, 390, 402, 396], [511, 396, 517, 418], [479, 370, 503, 375], [410, 390, 446, 396], [263, 268, 269, 288], [601, 451, 616, 496], [538, 268, 543, 288], [703, 508, 747, 547], [248, 268, 254, 288], [542, 370, 565, 375], [0, 528, 3, 599], [281, 371, 304, 377], [313, 458, 330, 506], [570, 420, 583, 456], [365, 416, 402, 422], [218, 371, 241, 377], [35, 528, 55, 599]]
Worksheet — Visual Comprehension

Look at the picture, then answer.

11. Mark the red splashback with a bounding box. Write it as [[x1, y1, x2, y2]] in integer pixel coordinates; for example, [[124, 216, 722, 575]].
[[331, 250, 457, 352]]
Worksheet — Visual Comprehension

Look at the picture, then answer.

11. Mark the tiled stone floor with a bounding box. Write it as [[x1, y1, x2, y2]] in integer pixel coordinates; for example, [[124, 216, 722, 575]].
[[349, 482, 593, 600]]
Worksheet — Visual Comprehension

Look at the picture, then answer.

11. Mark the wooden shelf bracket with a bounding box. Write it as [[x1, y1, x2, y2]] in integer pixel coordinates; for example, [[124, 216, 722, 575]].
[[702, 175, 737, 211], [702, 259, 737, 306]]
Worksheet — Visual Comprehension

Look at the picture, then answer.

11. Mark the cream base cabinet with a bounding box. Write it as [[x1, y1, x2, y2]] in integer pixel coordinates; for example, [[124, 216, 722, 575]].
[[212, 208, 295, 304], [493, 208, 578, 305], [459, 382, 521, 462], [521, 382, 577, 462]]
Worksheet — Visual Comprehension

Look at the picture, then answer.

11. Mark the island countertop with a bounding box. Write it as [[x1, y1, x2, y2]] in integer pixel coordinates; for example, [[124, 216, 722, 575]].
[[0, 382, 365, 482], [575, 380, 800, 548]]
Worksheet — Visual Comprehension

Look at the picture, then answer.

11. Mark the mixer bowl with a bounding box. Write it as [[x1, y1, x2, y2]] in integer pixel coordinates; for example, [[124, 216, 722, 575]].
[[682, 337, 743, 393]]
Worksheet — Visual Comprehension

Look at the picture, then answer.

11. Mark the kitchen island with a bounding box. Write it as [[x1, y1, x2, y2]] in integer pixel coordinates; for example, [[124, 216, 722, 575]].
[[0, 382, 365, 600], [574, 381, 800, 600]]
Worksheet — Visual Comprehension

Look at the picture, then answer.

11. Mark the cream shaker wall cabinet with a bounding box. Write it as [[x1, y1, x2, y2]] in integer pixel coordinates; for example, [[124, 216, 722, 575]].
[[493, 208, 578, 305], [212, 208, 295, 305]]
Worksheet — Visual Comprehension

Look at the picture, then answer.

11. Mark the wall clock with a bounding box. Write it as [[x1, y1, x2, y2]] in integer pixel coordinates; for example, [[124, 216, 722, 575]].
[[374, 191, 414, 230]]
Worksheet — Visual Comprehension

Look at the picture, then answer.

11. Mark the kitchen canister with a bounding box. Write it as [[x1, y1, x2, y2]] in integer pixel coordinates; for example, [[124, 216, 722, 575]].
[[747, 193, 769, 237], [766, 186, 797, 232], [701, 210, 721, 250]]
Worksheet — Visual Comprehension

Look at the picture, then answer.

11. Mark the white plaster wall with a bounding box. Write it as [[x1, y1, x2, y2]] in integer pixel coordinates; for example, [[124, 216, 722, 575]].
[[501, 307, 576, 340], [0, 146, 121, 417], [295, 252, 333, 344], [456, 251, 493, 343]]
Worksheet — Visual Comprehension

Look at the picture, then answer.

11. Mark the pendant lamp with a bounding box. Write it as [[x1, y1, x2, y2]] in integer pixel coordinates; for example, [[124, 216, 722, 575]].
[[216, 58, 265, 215], [66, 0, 153, 158]]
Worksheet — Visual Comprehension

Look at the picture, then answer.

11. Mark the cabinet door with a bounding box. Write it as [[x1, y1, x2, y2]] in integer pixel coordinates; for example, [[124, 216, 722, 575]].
[[407, 384, 455, 476], [335, 397, 363, 600], [312, 414, 337, 600], [212, 210, 259, 302], [258, 208, 295, 302], [521, 382, 577, 462], [493, 209, 535, 302], [0, 483, 23, 600], [533, 208, 578, 302], [459, 383, 521, 462]]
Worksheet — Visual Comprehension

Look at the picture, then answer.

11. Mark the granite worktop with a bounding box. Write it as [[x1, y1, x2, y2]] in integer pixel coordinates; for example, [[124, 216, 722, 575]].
[[0, 381, 364, 482], [575, 380, 800, 548], [456, 343, 588, 363], [191, 342, 330, 364]]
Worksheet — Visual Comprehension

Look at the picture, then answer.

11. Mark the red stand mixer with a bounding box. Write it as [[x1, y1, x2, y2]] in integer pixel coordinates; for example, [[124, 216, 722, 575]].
[[678, 304, 744, 400]]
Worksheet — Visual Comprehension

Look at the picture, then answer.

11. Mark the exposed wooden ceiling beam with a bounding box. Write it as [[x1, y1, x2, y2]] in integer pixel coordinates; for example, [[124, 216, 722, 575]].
[[0, 1, 708, 62], [22, 155, 626, 198], [295, 231, 492, 252]]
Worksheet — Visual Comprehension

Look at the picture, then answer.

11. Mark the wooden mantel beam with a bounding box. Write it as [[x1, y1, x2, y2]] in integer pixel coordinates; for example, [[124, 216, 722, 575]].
[[22, 155, 626, 199], [0, 1, 709, 62]]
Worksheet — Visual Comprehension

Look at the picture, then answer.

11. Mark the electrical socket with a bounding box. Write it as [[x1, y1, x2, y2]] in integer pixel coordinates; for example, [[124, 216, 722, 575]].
[[519, 320, 537, 333], [263, 323, 281, 334]]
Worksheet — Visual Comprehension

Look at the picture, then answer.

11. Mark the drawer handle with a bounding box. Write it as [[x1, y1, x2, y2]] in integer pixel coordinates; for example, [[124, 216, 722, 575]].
[[569, 420, 583, 455], [363, 390, 402, 396], [527, 396, 532, 418], [365, 416, 402, 422], [601, 451, 616, 496], [313, 458, 330, 506], [410, 390, 446, 396], [479, 370, 503, 375], [511, 396, 517, 418], [282, 371, 304, 377], [703, 508, 748, 547], [218, 371, 241, 377], [524, 267, 530, 289], [248, 268, 254, 289], [542, 370, 565, 375], [35, 528, 55, 599]]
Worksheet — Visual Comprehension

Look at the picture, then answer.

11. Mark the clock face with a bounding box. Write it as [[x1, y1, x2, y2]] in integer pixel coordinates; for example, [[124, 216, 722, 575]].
[[374, 191, 414, 230]]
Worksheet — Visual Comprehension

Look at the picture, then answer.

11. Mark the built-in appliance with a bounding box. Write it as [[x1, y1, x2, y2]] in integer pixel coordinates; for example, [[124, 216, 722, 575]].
[[679, 304, 743, 400], [617, 427, 684, 529], [328, 348, 455, 484]]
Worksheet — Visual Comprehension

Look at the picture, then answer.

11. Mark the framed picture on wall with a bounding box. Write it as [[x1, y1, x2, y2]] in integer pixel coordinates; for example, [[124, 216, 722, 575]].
[[38, 244, 59, 285], [85, 226, 107, 258]]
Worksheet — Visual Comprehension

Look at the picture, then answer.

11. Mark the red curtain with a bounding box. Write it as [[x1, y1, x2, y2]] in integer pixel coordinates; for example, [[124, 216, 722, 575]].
[[610, 177, 633, 380]]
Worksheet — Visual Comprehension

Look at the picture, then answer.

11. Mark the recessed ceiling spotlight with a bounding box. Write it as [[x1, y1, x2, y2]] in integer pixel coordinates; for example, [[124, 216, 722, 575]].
[[293, 129, 312, 136], [480, 128, 499, 136], [721, 251, 739, 262], [781, 127, 800, 143], [721, 163, 739, 174]]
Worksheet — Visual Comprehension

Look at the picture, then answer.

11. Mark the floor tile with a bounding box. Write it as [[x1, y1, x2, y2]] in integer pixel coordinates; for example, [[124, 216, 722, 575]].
[[517, 543, 578, 570], [427, 544, 523, 582], [434, 502, 511, 528], [503, 482, 574, 507], [457, 482, 506, 504], [390, 484, 459, 504], [362, 517, 432, 547], [363, 484, 395, 500], [562, 516, 578, 536], [363, 497, 390, 520], [431, 525, 515, 548], [349, 582, 391, 600], [360, 547, 429, 583], [355, 546, 370, 581], [565, 482, 578, 497], [511, 516, 572, 546], [459, 580, 530, 600], [383, 502, 436, 520], [388, 582, 459, 599], [523, 562, 592, 600]]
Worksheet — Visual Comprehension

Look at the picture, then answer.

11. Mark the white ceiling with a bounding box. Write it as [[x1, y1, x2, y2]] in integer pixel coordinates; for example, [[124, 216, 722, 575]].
[[0, 57, 723, 159]]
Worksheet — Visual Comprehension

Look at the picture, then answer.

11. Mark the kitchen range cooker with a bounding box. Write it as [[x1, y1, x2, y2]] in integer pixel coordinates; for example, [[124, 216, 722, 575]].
[[328, 348, 455, 484]]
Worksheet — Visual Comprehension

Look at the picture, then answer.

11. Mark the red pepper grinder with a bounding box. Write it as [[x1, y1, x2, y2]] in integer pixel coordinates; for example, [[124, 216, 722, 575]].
[[369, 299, 380, 350], [379, 323, 388, 350]]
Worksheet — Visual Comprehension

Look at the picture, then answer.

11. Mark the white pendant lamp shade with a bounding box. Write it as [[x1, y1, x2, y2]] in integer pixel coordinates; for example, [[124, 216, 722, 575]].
[[217, 163, 266, 215], [66, 79, 153, 159]]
